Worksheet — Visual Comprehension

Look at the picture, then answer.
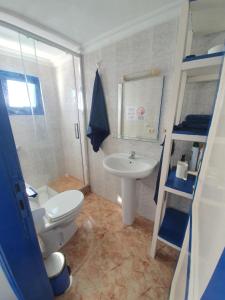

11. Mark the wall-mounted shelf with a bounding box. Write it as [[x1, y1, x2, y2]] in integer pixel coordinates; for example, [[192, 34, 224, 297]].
[[172, 130, 208, 143], [158, 207, 189, 248], [164, 186, 193, 200], [188, 74, 220, 83], [164, 168, 196, 199], [182, 55, 223, 80], [150, 0, 224, 259]]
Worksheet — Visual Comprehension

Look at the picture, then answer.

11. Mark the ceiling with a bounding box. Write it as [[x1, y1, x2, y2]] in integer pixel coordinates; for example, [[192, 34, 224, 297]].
[[0, 0, 180, 48]]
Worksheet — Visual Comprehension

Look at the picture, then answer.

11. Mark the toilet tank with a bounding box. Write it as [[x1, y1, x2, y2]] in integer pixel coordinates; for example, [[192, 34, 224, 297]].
[[29, 198, 46, 234]]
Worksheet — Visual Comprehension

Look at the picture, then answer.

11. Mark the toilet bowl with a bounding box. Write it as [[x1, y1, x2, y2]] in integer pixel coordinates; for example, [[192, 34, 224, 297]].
[[29, 189, 84, 257]]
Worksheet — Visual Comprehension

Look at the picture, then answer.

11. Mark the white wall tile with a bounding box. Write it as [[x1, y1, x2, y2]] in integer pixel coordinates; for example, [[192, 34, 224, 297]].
[[83, 19, 178, 221], [0, 54, 64, 188]]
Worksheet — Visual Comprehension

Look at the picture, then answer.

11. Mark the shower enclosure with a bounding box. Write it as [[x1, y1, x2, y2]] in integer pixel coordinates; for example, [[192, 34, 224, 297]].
[[0, 25, 87, 196]]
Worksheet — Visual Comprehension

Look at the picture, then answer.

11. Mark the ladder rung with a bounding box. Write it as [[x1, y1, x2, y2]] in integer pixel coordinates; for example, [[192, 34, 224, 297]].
[[181, 55, 223, 77], [172, 132, 207, 142], [164, 186, 193, 199], [158, 237, 181, 251], [165, 168, 196, 199]]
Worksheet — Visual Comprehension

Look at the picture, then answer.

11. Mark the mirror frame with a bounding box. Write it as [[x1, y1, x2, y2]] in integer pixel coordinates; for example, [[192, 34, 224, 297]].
[[117, 75, 164, 142]]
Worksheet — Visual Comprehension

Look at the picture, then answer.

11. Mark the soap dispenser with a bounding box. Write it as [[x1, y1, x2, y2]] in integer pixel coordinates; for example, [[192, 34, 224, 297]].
[[190, 142, 200, 171], [176, 154, 188, 180]]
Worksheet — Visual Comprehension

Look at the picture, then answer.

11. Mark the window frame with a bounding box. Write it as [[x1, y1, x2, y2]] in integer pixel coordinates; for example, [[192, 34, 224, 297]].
[[0, 70, 44, 115]]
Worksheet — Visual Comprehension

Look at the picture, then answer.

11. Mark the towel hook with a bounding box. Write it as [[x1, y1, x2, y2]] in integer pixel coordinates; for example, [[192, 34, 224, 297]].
[[96, 60, 102, 70]]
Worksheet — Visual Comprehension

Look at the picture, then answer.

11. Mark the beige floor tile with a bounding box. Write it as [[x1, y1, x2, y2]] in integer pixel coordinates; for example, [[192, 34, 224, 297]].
[[56, 193, 178, 300]]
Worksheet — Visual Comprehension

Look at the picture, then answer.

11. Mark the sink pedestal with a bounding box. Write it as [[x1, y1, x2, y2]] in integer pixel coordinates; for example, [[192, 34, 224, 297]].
[[121, 178, 137, 225], [103, 153, 158, 225]]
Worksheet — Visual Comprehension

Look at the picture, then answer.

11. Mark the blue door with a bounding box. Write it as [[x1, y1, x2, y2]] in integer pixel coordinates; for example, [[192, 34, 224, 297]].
[[0, 82, 53, 299]]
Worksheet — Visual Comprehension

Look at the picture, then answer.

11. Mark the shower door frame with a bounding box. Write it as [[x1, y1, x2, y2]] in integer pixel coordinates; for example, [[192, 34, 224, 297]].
[[0, 16, 89, 186]]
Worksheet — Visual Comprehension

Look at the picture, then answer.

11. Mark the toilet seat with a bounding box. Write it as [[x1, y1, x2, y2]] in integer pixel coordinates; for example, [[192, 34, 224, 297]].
[[43, 190, 84, 223]]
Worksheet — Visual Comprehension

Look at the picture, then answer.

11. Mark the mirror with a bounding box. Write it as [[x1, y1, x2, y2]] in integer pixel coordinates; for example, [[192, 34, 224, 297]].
[[118, 75, 164, 141]]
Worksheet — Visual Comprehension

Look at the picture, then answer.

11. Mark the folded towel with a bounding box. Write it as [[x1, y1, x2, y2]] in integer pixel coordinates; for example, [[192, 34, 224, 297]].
[[174, 114, 212, 133], [177, 122, 210, 130], [87, 70, 110, 152], [185, 114, 211, 124]]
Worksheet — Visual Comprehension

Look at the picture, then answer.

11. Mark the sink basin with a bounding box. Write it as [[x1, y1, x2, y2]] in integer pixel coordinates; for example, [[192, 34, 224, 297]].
[[103, 153, 158, 179], [103, 153, 158, 225]]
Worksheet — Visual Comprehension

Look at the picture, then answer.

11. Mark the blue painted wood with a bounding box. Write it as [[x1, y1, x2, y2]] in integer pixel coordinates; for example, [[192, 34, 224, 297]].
[[201, 248, 225, 300], [183, 52, 225, 62], [166, 168, 196, 195], [173, 129, 208, 136], [159, 208, 189, 248], [0, 82, 53, 300]]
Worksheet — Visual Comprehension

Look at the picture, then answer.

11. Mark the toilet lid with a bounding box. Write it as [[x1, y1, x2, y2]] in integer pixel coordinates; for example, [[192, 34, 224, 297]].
[[43, 190, 84, 222]]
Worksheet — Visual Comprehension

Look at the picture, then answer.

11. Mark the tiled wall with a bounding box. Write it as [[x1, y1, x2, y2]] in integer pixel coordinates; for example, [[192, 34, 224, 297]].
[[83, 19, 178, 221], [1, 51, 87, 189], [0, 53, 65, 188], [83, 20, 225, 221]]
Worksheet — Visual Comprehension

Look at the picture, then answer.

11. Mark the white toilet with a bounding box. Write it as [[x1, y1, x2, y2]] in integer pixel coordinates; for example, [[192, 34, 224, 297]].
[[29, 188, 84, 257]]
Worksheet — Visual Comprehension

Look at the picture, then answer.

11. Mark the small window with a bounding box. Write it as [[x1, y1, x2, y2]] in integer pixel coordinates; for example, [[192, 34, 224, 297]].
[[0, 70, 44, 115]]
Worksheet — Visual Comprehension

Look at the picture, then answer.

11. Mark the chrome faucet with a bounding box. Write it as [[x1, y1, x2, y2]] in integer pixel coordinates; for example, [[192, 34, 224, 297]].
[[129, 151, 136, 159]]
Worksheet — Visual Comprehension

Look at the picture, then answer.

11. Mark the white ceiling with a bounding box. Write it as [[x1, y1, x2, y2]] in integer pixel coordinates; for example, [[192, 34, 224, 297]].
[[0, 0, 180, 48]]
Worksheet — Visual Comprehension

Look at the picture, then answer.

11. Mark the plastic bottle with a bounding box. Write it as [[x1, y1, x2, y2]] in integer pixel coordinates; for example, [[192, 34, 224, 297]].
[[190, 142, 200, 171], [176, 154, 188, 180]]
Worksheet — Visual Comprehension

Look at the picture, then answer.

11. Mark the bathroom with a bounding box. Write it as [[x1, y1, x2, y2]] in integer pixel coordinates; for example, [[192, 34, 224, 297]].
[[1, 0, 225, 299]]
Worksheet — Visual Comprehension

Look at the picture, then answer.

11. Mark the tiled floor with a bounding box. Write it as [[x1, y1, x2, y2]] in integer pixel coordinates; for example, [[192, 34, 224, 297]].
[[58, 193, 178, 300], [48, 175, 90, 195]]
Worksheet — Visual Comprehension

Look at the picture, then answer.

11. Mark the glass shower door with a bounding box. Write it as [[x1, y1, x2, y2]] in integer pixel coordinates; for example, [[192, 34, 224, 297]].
[[55, 53, 85, 188], [0, 24, 85, 196]]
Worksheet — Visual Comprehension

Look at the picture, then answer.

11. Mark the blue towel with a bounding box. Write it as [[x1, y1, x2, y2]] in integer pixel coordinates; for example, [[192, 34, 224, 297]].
[[174, 114, 212, 133], [87, 70, 110, 152], [185, 114, 211, 124]]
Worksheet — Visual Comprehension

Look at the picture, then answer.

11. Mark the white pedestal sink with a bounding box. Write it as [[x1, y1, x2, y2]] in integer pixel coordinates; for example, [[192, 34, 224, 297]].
[[103, 153, 158, 225]]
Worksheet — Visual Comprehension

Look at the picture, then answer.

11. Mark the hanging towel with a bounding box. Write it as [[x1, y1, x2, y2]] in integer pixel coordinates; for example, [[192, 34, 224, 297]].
[[87, 70, 110, 152]]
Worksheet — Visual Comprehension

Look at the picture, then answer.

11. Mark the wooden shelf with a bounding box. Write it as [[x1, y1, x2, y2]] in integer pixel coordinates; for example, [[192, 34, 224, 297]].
[[164, 168, 196, 200], [151, 1, 224, 259], [158, 207, 189, 248], [164, 186, 193, 200], [158, 236, 181, 251], [182, 56, 223, 79], [172, 131, 208, 143]]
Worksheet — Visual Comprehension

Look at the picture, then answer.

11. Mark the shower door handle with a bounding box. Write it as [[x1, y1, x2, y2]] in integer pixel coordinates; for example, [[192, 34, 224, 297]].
[[74, 123, 80, 139]]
